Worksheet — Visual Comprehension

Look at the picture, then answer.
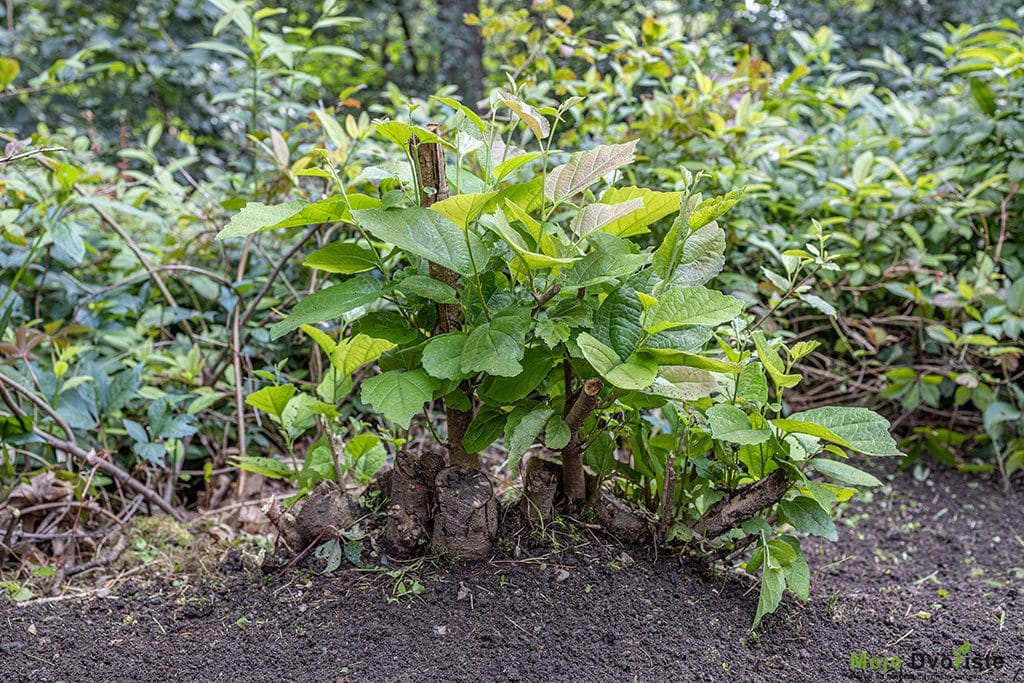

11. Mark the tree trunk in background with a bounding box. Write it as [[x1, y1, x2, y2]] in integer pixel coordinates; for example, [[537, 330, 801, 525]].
[[437, 0, 485, 107]]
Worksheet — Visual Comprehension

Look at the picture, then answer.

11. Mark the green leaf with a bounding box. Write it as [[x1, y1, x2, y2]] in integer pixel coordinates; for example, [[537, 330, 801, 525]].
[[464, 407, 507, 453], [592, 283, 645, 359], [770, 418, 847, 448], [688, 189, 743, 229], [300, 324, 338, 355], [299, 442, 336, 490], [353, 207, 486, 276], [736, 363, 768, 404], [0, 57, 20, 90], [216, 196, 365, 240], [752, 331, 801, 390], [333, 334, 396, 376], [430, 192, 499, 228], [811, 459, 883, 487], [478, 347, 556, 405], [779, 496, 838, 541], [484, 208, 576, 268], [787, 406, 901, 456], [505, 404, 555, 470], [661, 221, 727, 287], [374, 121, 440, 148], [496, 91, 550, 139], [245, 385, 296, 419], [640, 348, 742, 373], [563, 234, 648, 289], [347, 434, 388, 482], [544, 141, 638, 204], [396, 275, 459, 304], [753, 565, 785, 630], [360, 369, 440, 429], [230, 456, 295, 481], [432, 95, 486, 132], [491, 151, 543, 182], [460, 311, 530, 377], [597, 187, 684, 238], [578, 333, 657, 390], [706, 404, 772, 445], [646, 366, 715, 401], [570, 198, 644, 237], [644, 287, 744, 333], [779, 536, 810, 601], [303, 243, 378, 274], [422, 333, 471, 380], [969, 77, 997, 116], [270, 275, 383, 339], [545, 415, 571, 450]]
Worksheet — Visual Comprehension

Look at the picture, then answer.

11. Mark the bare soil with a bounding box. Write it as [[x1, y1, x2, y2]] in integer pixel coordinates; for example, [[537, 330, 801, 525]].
[[2, 462, 1022, 683]]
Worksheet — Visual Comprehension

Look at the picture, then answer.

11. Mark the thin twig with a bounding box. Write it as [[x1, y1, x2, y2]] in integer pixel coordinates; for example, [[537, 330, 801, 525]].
[[0, 374, 183, 521], [0, 146, 67, 165]]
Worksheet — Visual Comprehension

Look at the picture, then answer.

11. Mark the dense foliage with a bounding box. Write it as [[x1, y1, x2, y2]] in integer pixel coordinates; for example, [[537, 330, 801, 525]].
[[1, 0, 1021, 626]]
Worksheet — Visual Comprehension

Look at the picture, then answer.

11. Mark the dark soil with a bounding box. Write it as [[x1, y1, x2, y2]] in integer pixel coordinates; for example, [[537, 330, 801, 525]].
[[2, 463, 1022, 683]]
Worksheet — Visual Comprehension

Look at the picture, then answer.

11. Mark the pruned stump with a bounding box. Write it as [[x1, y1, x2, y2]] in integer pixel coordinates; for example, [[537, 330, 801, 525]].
[[265, 480, 356, 552], [432, 465, 497, 560], [385, 449, 445, 557], [595, 491, 648, 544], [521, 456, 561, 523]]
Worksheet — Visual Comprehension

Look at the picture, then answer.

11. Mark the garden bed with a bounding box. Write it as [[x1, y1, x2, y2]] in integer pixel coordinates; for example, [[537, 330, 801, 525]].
[[2, 461, 1020, 682]]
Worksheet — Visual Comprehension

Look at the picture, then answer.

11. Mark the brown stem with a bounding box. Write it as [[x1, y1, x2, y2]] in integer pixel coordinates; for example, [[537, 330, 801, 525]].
[[658, 455, 677, 542], [689, 469, 789, 541], [414, 126, 475, 467], [561, 377, 602, 506]]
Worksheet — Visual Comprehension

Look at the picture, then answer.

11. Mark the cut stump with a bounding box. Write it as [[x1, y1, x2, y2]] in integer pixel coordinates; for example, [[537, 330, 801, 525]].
[[432, 465, 497, 560]]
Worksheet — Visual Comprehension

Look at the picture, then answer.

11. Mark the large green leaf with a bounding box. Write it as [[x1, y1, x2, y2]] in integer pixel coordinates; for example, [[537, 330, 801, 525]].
[[779, 536, 810, 602], [270, 275, 383, 339], [374, 121, 440, 148], [422, 333, 471, 380], [495, 91, 550, 140], [597, 187, 685, 238], [592, 283, 645, 359], [706, 403, 772, 445], [644, 287, 744, 334], [430, 192, 499, 228], [578, 333, 657, 390], [563, 234, 648, 289], [484, 208, 576, 269], [737, 363, 769, 404], [811, 458, 884, 487], [779, 496, 838, 541], [786, 406, 901, 456], [752, 331, 801, 390], [660, 221, 727, 287], [353, 207, 486, 276], [396, 275, 459, 304], [505, 404, 555, 470], [460, 311, 530, 377], [303, 242, 378, 274], [646, 366, 715, 401], [753, 564, 786, 631], [217, 195, 373, 240], [570, 198, 644, 237], [640, 348, 742, 373], [245, 384, 295, 419], [688, 189, 743, 229], [544, 140, 638, 204], [478, 347, 556, 405], [333, 334, 396, 376], [464, 407, 507, 453], [360, 369, 440, 429]]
